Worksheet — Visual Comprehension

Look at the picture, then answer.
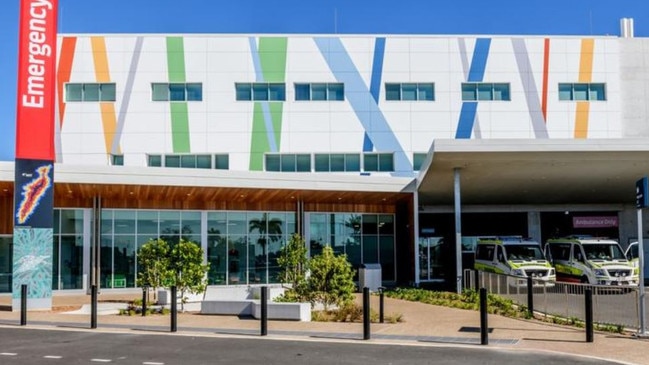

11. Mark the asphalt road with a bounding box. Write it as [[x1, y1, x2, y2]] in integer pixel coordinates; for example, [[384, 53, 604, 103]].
[[0, 327, 623, 365]]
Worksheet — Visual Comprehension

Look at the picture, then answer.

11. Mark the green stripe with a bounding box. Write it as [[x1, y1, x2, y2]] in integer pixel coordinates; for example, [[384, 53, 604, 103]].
[[249, 37, 288, 171], [166, 37, 190, 153]]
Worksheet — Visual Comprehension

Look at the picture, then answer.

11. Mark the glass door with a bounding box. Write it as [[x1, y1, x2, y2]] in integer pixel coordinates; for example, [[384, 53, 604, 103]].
[[419, 237, 445, 281]]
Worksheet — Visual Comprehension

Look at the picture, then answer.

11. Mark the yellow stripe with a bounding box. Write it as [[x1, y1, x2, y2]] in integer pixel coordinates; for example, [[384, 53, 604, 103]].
[[574, 39, 594, 139], [90, 37, 121, 154]]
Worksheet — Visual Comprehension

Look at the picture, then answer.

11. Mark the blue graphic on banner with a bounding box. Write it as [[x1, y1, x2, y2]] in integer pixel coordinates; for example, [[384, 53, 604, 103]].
[[12, 227, 53, 300]]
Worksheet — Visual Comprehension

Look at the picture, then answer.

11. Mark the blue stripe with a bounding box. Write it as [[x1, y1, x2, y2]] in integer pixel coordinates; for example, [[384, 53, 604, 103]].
[[315, 37, 411, 175], [456, 38, 491, 139], [467, 38, 491, 81], [364, 37, 386, 152], [455, 102, 478, 139], [248, 37, 277, 152]]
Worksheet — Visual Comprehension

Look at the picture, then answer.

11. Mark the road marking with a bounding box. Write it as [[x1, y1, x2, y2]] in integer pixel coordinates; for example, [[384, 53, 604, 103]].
[[44, 355, 62, 359], [91, 359, 112, 363], [143, 362, 165, 365], [0, 353, 17, 356]]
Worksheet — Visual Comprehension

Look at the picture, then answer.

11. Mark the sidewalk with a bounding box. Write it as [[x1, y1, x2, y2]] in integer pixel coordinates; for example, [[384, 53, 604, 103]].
[[0, 292, 647, 365]]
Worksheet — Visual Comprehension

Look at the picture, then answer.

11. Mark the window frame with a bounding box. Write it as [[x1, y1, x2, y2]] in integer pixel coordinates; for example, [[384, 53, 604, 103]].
[[64, 82, 117, 102], [461, 82, 511, 101], [151, 82, 203, 102], [384, 83, 435, 101], [557, 83, 607, 101], [294, 83, 345, 101], [236, 82, 286, 101]]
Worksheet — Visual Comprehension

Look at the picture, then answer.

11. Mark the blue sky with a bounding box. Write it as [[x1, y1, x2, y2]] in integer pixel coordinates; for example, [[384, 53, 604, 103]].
[[1, 0, 647, 161]]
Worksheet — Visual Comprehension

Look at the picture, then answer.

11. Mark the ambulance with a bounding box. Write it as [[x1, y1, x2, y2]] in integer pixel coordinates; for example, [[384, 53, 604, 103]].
[[474, 237, 556, 286], [544, 236, 638, 286]]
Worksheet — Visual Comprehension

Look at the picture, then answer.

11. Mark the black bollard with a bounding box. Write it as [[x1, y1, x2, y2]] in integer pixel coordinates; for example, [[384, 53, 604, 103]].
[[474, 270, 480, 290], [20, 284, 27, 326], [379, 287, 385, 324], [363, 287, 370, 340], [585, 288, 593, 343], [261, 286, 268, 336], [170, 286, 177, 332], [526, 276, 534, 318], [141, 286, 147, 317], [479, 287, 488, 345], [91, 285, 97, 329]]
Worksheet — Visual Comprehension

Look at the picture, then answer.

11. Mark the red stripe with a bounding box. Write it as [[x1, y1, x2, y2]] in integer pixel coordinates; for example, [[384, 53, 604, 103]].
[[541, 38, 550, 123]]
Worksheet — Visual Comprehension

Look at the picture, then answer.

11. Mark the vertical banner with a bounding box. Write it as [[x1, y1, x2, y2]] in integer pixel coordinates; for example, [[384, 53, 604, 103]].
[[13, 0, 58, 310]]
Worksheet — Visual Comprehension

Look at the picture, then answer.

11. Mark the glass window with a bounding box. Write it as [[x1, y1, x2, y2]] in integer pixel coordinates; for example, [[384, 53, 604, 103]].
[[413, 153, 427, 171], [214, 154, 229, 170], [83, 84, 100, 101], [101, 83, 116, 101], [265, 154, 280, 172], [169, 83, 186, 101], [401, 83, 417, 101], [253, 83, 268, 101], [493, 83, 510, 101], [180, 154, 195, 168], [328, 83, 344, 100], [314, 154, 329, 172], [152, 83, 168, 101], [558, 83, 572, 101], [137, 211, 158, 235], [165, 155, 181, 168], [281, 154, 296, 172], [573, 84, 588, 101], [148, 155, 162, 167], [295, 84, 310, 101], [378, 153, 394, 172], [235, 83, 252, 101], [268, 83, 286, 101], [330, 154, 345, 172], [461, 83, 477, 101], [385, 83, 400, 100], [477, 83, 492, 100], [364, 154, 378, 172], [186, 83, 202, 101], [196, 155, 212, 169], [65, 84, 83, 102], [345, 154, 360, 171], [311, 83, 327, 101], [296, 154, 311, 172], [114, 210, 136, 234], [418, 83, 434, 101], [60, 209, 84, 234], [590, 83, 606, 101], [111, 154, 124, 166]]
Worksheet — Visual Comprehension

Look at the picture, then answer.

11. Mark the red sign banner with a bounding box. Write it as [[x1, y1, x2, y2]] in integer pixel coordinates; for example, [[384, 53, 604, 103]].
[[15, 0, 57, 160], [573, 216, 619, 228]]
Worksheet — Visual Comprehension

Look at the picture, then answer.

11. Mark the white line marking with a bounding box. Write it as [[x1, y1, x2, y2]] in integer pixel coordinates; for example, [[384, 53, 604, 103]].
[[143, 362, 165, 365], [91, 359, 112, 363], [0, 353, 17, 356], [44, 355, 62, 359]]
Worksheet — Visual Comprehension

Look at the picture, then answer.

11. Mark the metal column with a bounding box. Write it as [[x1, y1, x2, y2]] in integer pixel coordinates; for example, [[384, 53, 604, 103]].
[[454, 168, 462, 294]]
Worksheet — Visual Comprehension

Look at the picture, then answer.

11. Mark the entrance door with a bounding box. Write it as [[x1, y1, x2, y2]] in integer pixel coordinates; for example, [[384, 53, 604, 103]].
[[419, 237, 445, 281]]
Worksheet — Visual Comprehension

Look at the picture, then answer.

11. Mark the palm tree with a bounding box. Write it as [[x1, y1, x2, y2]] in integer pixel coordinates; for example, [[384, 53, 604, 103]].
[[249, 213, 283, 256]]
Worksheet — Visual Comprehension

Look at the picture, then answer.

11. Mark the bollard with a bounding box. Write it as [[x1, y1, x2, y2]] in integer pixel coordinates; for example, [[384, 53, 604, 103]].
[[526, 276, 534, 318], [261, 286, 268, 336], [170, 286, 177, 333], [479, 287, 488, 345], [585, 288, 593, 343], [141, 286, 147, 317], [20, 284, 27, 326], [379, 287, 385, 324], [363, 287, 370, 340], [91, 285, 98, 329], [474, 270, 480, 290]]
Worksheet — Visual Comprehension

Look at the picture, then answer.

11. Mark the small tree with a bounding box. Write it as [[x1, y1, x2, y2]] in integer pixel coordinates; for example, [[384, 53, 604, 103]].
[[277, 233, 309, 300], [307, 246, 356, 310], [169, 239, 210, 311], [137, 238, 172, 303]]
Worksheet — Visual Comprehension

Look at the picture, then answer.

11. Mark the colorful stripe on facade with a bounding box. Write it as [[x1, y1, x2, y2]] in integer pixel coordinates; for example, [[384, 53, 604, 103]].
[[512, 38, 548, 138], [56, 37, 76, 129], [166, 37, 191, 153], [315, 37, 411, 174], [113, 37, 144, 155], [365, 37, 386, 152], [91, 37, 121, 155], [542, 38, 550, 122], [249, 37, 287, 171], [456, 38, 491, 139], [574, 38, 594, 139]]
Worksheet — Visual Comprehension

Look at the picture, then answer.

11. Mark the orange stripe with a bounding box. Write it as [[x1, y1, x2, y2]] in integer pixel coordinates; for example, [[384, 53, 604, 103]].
[[90, 37, 121, 154], [574, 39, 594, 138], [57, 37, 76, 128], [541, 38, 550, 123]]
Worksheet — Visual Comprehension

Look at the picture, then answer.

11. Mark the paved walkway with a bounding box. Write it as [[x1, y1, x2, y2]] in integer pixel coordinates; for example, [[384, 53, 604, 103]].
[[0, 291, 647, 365]]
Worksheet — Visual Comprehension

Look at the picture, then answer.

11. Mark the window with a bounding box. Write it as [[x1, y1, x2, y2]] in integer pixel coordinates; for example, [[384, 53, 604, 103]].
[[110, 154, 124, 166], [314, 153, 360, 172], [235, 83, 286, 101], [294, 83, 344, 101], [151, 83, 203, 101], [413, 153, 427, 171], [461, 83, 510, 101], [363, 153, 394, 172], [65, 83, 116, 102], [558, 83, 606, 101], [146, 154, 229, 170], [265, 154, 311, 172], [385, 83, 435, 101]]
